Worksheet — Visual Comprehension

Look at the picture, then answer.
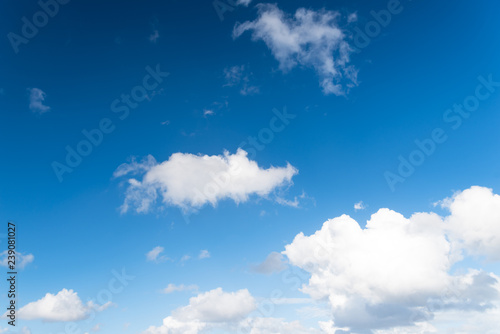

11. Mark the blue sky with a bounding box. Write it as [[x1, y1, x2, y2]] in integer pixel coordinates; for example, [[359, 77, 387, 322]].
[[1, 0, 500, 333]]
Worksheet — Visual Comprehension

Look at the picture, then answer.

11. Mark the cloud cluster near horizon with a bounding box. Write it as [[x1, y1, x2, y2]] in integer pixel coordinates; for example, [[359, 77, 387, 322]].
[[282, 186, 500, 332], [14, 289, 111, 322], [15, 186, 500, 333]]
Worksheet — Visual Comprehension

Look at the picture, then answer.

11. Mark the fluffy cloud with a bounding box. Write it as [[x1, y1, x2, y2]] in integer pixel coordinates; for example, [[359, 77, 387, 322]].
[[285, 210, 452, 330], [440, 186, 500, 260], [28, 88, 50, 114], [141, 186, 500, 333], [143, 288, 322, 334], [233, 4, 357, 95], [174, 288, 256, 322], [353, 201, 366, 211], [143, 316, 205, 334], [283, 186, 500, 332], [115, 149, 297, 212], [0, 251, 34, 269], [142, 288, 257, 333], [16, 289, 110, 322]]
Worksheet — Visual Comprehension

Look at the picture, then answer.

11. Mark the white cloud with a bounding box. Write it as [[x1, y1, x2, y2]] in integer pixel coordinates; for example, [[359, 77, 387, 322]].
[[16, 289, 110, 322], [174, 288, 256, 322], [147, 246, 168, 263], [283, 186, 500, 332], [28, 88, 50, 114], [223, 65, 260, 96], [114, 155, 157, 178], [223, 65, 245, 87], [143, 316, 205, 334], [142, 288, 321, 334], [198, 250, 210, 259], [143, 288, 256, 333], [236, 0, 252, 6], [285, 210, 452, 330], [429, 298, 500, 334], [0, 251, 34, 269], [347, 12, 358, 23], [354, 201, 365, 211], [115, 149, 298, 212], [203, 109, 215, 117], [252, 251, 287, 274], [233, 4, 357, 95], [275, 196, 299, 208], [440, 186, 500, 261], [163, 284, 199, 294]]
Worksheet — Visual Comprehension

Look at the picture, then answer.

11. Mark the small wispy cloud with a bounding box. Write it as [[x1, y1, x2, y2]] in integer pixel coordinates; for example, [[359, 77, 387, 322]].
[[347, 12, 358, 23], [146, 246, 168, 263], [237, 0, 252, 6], [223, 65, 260, 96], [199, 250, 210, 259], [354, 201, 366, 211], [233, 4, 358, 95], [275, 191, 310, 208], [203, 109, 215, 117], [28, 88, 50, 114], [149, 17, 160, 43], [251, 251, 287, 274], [180, 254, 191, 262], [0, 251, 34, 269], [275, 196, 300, 208], [162, 283, 199, 294], [149, 30, 160, 43]]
